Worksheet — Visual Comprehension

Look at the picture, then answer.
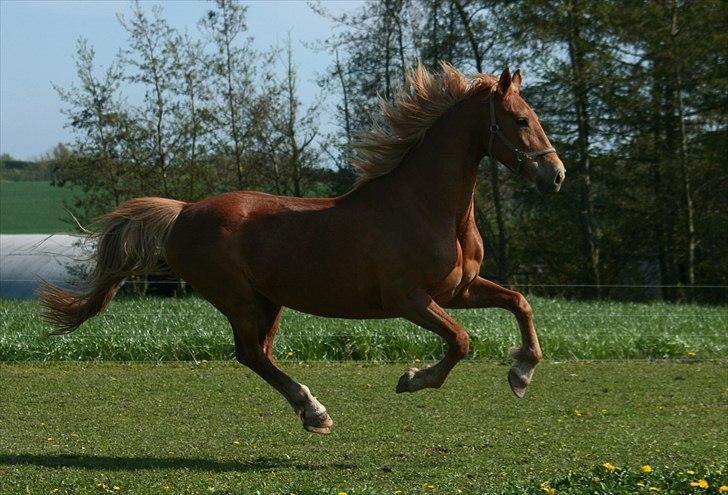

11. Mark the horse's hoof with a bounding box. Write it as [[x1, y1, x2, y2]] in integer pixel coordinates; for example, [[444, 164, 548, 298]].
[[508, 367, 528, 398], [395, 367, 419, 393], [303, 423, 332, 434], [302, 410, 333, 435]]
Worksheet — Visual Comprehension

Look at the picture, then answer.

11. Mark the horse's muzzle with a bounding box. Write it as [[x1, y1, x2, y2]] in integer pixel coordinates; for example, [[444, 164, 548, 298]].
[[536, 161, 565, 194]]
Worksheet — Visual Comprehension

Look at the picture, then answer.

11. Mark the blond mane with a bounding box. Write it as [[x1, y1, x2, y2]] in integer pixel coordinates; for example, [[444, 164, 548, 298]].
[[351, 62, 497, 188]]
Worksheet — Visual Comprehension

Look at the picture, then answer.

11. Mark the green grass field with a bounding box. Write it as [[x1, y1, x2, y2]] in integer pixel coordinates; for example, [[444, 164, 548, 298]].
[[1, 362, 726, 494], [2, 297, 726, 493], [0, 180, 78, 233], [1, 296, 726, 362]]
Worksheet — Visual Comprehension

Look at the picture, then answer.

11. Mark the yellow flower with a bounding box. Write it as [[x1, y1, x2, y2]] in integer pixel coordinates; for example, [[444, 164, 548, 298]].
[[287, 351, 294, 357], [52, 490, 60, 494], [716, 470, 722, 475], [113, 487, 121, 492], [233, 440, 240, 445], [602, 462, 616, 474], [164, 487, 171, 492], [338, 492, 348, 495], [542, 489, 556, 495], [689, 479, 709, 489], [591, 476, 600, 482], [687, 351, 697, 358], [648, 488, 660, 492], [637, 481, 645, 487], [574, 409, 583, 416], [642, 464, 653, 473], [718, 486, 728, 493], [687, 470, 696, 475]]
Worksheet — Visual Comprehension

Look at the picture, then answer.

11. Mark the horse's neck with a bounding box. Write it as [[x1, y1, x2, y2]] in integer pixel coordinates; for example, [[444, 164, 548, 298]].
[[381, 95, 486, 229]]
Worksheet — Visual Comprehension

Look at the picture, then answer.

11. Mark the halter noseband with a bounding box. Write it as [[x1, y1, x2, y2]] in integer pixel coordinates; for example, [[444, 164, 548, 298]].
[[487, 93, 557, 175]]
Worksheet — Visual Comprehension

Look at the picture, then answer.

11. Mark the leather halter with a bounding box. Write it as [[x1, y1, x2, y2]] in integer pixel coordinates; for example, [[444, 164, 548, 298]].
[[487, 92, 557, 175]]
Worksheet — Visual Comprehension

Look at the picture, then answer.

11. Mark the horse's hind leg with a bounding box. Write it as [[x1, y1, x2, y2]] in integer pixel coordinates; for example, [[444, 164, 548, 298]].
[[226, 296, 333, 434], [254, 296, 283, 360], [445, 276, 542, 398]]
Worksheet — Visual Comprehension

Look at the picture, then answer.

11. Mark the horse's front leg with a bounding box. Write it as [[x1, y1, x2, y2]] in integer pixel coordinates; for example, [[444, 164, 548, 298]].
[[445, 276, 542, 398], [393, 291, 470, 393]]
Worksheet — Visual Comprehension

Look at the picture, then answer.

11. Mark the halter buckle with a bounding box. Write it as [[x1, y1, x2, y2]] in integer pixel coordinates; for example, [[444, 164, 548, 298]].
[[489, 124, 500, 133]]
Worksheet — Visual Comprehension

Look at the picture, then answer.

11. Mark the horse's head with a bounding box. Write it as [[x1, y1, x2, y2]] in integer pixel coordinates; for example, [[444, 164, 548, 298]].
[[485, 67, 565, 194]]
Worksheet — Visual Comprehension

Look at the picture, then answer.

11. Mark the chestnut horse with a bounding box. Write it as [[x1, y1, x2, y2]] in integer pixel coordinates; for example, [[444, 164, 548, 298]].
[[41, 64, 565, 434]]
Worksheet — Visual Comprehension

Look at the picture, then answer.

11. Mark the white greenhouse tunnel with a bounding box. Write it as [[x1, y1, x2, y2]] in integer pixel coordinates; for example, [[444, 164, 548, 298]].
[[0, 234, 93, 299]]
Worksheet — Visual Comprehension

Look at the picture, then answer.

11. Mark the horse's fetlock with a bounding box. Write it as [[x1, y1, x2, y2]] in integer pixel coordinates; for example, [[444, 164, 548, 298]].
[[454, 332, 470, 357]]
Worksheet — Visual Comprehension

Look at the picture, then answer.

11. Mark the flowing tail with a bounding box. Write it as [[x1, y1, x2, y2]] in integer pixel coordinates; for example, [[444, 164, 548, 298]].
[[40, 197, 186, 335]]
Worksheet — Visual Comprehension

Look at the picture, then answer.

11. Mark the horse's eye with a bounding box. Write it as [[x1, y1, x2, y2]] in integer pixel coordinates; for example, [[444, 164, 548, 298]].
[[516, 117, 529, 128]]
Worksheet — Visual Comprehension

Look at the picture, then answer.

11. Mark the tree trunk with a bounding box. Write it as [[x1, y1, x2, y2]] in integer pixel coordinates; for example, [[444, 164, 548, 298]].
[[335, 51, 352, 145], [383, 0, 393, 100], [671, 0, 696, 301], [566, 0, 601, 297], [453, 0, 507, 282]]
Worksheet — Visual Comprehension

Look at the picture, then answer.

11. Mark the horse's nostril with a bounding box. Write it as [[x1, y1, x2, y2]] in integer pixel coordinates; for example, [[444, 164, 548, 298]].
[[554, 170, 565, 186]]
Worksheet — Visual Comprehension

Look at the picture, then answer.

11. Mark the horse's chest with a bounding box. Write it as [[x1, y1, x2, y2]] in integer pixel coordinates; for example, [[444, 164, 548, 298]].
[[429, 237, 481, 304]]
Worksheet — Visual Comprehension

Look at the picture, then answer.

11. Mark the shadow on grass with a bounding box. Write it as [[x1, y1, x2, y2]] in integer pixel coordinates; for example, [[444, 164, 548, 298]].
[[0, 453, 356, 472]]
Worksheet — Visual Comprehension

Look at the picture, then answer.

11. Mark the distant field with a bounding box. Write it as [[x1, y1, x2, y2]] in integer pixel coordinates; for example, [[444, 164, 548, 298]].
[[1, 296, 726, 362], [0, 180, 78, 233]]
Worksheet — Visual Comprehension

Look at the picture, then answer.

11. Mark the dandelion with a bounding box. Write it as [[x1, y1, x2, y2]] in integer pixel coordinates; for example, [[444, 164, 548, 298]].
[[233, 440, 240, 445], [591, 477, 600, 482], [689, 479, 709, 489], [687, 351, 697, 358], [718, 486, 728, 493], [602, 462, 616, 474], [338, 492, 348, 495], [164, 487, 171, 492], [113, 487, 121, 492], [687, 470, 696, 475], [637, 481, 645, 487], [574, 409, 583, 416], [642, 464, 653, 473], [287, 351, 294, 357], [52, 490, 60, 494], [648, 488, 660, 492], [540, 481, 556, 495]]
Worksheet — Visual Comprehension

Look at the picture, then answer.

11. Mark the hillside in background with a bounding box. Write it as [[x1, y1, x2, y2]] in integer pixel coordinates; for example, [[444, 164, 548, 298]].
[[0, 181, 78, 233]]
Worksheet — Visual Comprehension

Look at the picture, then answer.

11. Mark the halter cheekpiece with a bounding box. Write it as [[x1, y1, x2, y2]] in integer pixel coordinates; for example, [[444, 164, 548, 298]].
[[487, 93, 556, 175]]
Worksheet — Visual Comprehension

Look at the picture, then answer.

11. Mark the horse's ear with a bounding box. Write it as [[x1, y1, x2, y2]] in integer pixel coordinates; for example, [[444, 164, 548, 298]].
[[497, 67, 512, 94], [512, 69, 522, 89]]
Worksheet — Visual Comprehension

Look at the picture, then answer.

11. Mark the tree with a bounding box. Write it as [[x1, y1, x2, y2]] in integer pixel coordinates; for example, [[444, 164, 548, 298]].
[[117, 0, 179, 198], [200, 0, 270, 190], [264, 38, 323, 197], [54, 37, 133, 220]]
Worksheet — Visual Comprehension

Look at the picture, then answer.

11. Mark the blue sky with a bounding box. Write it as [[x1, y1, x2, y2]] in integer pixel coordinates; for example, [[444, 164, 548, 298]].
[[0, 0, 361, 160]]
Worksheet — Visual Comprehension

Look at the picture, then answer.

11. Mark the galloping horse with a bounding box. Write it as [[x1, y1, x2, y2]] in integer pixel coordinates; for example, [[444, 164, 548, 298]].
[[41, 64, 565, 434]]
